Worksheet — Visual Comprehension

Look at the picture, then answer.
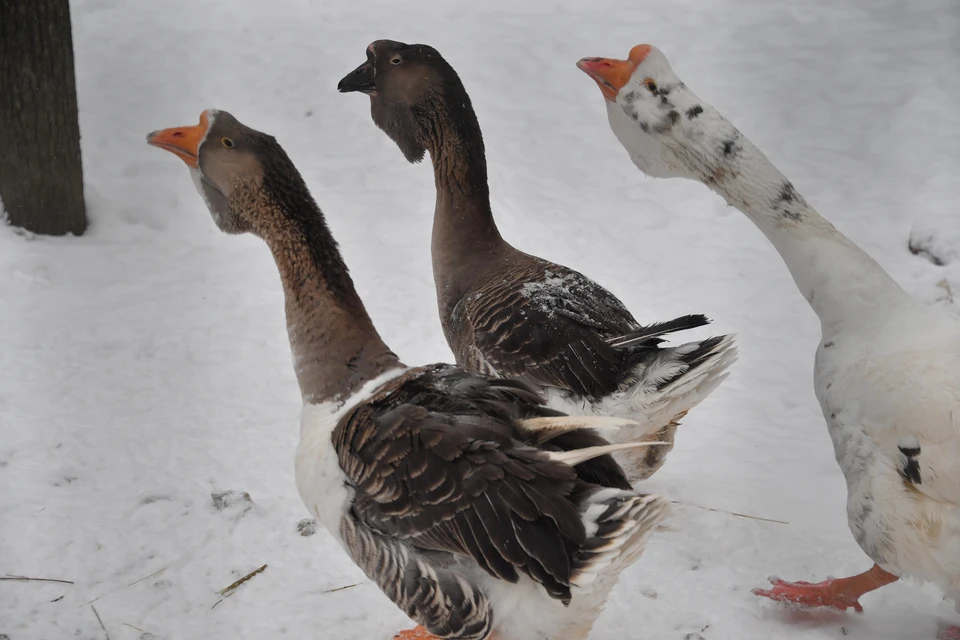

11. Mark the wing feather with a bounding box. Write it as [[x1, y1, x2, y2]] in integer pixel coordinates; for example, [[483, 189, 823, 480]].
[[335, 369, 600, 603]]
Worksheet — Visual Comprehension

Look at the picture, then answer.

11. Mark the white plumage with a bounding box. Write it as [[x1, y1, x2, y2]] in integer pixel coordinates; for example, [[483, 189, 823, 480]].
[[579, 43, 960, 626]]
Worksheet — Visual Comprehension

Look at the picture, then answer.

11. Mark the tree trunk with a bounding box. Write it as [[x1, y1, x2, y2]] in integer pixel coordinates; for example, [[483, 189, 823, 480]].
[[0, 0, 86, 236]]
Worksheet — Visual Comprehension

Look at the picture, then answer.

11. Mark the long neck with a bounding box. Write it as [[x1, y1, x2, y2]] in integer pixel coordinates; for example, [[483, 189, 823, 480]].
[[247, 186, 401, 405], [417, 97, 507, 298], [696, 118, 910, 331]]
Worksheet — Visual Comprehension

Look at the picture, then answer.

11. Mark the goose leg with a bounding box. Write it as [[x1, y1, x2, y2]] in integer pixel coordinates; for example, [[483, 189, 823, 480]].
[[393, 627, 439, 639], [752, 564, 898, 612]]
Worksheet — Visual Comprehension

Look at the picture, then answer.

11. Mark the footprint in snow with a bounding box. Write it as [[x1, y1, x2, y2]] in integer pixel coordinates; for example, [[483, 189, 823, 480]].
[[297, 518, 318, 537], [211, 490, 253, 518]]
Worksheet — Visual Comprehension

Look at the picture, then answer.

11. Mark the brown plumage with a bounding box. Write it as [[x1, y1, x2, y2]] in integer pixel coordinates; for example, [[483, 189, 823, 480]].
[[339, 365, 607, 602], [148, 110, 669, 640], [338, 41, 737, 481]]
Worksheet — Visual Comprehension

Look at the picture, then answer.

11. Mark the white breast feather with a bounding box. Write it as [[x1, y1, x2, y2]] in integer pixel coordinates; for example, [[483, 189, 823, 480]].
[[294, 368, 407, 545]]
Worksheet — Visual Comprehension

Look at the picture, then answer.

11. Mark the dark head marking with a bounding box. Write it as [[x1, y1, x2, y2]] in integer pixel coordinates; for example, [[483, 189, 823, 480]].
[[623, 91, 640, 104], [652, 111, 680, 134], [778, 208, 804, 222], [778, 181, 798, 203], [722, 140, 736, 156], [686, 105, 703, 120], [775, 181, 806, 221]]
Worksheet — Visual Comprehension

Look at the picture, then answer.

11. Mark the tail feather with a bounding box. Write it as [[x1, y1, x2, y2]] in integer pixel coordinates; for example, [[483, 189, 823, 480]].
[[517, 415, 641, 445], [606, 314, 711, 349], [571, 490, 669, 589], [604, 333, 738, 481], [656, 334, 733, 391], [537, 490, 668, 638], [544, 441, 668, 467]]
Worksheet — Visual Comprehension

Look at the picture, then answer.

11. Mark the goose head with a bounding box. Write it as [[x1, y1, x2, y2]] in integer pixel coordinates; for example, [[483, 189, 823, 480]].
[[338, 39, 475, 165], [147, 110, 293, 235], [578, 45, 734, 183]]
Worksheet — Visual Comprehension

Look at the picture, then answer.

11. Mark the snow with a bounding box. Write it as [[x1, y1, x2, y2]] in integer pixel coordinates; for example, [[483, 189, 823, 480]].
[[2, 0, 959, 638]]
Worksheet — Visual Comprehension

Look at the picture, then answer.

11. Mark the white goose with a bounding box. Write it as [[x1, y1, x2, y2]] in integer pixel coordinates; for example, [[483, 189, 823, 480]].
[[578, 45, 960, 636]]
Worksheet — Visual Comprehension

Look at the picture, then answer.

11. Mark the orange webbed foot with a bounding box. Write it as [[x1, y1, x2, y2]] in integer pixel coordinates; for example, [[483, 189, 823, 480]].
[[939, 626, 960, 640], [753, 577, 865, 612], [393, 627, 440, 640], [753, 565, 898, 614]]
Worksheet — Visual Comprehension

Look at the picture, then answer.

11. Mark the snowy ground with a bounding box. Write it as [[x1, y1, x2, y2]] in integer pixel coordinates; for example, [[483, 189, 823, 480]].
[[2, 0, 960, 638]]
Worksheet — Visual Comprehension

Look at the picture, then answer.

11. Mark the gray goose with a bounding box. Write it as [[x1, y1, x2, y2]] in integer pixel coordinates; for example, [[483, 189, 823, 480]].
[[147, 110, 670, 640], [338, 40, 737, 482]]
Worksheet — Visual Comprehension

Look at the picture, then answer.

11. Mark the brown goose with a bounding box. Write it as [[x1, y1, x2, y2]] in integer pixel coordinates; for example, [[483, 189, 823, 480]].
[[147, 110, 670, 640], [338, 40, 737, 482]]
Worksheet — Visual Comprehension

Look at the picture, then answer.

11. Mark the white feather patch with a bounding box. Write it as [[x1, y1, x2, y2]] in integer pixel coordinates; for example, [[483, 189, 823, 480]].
[[544, 441, 668, 467]]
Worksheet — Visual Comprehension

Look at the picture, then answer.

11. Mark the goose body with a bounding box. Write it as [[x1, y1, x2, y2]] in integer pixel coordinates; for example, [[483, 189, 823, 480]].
[[297, 363, 669, 640], [816, 307, 960, 591], [578, 45, 960, 627], [448, 256, 736, 478], [339, 40, 737, 483], [148, 109, 669, 640]]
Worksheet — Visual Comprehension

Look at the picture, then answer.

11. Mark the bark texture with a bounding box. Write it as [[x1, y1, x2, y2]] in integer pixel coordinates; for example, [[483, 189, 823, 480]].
[[0, 0, 86, 236]]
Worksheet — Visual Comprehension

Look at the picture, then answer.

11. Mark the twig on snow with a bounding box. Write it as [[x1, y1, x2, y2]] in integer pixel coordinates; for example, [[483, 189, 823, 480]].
[[219, 564, 267, 596], [1, 574, 74, 585], [127, 566, 168, 587], [91, 604, 110, 640], [81, 564, 172, 607], [322, 582, 362, 594], [670, 501, 789, 525]]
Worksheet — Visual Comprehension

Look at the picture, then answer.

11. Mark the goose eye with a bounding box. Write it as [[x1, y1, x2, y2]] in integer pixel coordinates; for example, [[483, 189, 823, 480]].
[[222, 137, 235, 148], [390, 57, 401, 65], [645, 79, 658, 93]]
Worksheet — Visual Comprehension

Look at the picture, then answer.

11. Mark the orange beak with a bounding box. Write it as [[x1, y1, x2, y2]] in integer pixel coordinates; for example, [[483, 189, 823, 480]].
[[146, 110, 212, 169], [577, 45, 652, 101]]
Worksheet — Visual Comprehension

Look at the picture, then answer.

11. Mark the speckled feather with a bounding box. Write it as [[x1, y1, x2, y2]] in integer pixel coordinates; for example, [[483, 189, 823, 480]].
[[595, 43, 960, 607], [326, 365, 665, 638]]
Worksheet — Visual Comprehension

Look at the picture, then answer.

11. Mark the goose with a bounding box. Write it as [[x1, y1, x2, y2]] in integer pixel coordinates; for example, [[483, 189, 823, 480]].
[[147, 109, 672, 640], [578, 45, 960, 636], [338, 40, 737, 484]]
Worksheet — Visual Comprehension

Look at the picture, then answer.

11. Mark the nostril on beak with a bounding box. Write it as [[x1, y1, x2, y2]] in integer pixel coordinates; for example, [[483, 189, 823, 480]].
[[172, 131, 184, 138]]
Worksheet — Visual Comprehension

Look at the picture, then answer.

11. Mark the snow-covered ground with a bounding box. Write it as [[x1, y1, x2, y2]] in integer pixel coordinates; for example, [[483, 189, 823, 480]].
[[2, 0, 959, 638]]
